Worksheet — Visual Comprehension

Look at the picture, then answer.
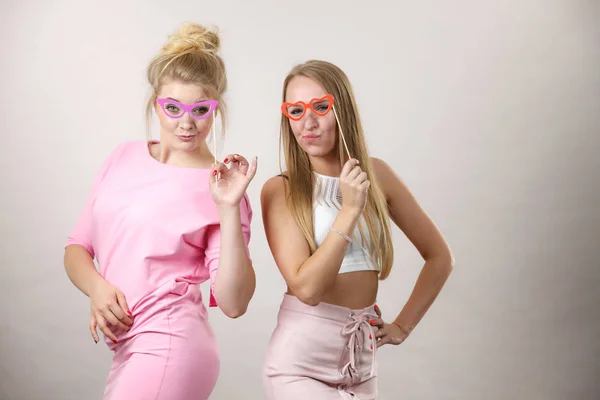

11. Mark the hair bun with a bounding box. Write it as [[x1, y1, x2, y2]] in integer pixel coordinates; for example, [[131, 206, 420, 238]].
[[162, 23, 220, 56]]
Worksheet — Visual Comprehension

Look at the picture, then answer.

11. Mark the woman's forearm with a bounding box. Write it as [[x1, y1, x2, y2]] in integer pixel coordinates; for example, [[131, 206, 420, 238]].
[[64, 245, 103, 297], [393, 254, 454, 334], [290, 208, 361, 305], [212, 204, 256, 318]]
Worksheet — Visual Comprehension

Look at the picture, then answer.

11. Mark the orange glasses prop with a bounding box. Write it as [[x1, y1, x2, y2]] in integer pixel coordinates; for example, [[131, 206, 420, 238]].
[[281, 94, 352, 160]]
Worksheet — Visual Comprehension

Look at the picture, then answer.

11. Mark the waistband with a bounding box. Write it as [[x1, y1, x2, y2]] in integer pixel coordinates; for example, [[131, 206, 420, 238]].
[[105, 279, 204, 350], [280, 293, 376, 322]]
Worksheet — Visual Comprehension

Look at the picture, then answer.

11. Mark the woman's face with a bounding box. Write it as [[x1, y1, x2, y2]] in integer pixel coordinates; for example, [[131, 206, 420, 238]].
[[154, 79, 217, 153], [284, 76, 338, 159]]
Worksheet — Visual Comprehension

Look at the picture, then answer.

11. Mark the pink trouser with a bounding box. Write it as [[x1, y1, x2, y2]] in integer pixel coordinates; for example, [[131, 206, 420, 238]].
[[103, 282, 220, 400], [263, 294, 380, 400]]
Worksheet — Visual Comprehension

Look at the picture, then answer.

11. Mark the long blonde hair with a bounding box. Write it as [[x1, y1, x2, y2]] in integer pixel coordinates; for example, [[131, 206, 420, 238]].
[[145, 23, 227, 138], [279, 60, 394, 280]]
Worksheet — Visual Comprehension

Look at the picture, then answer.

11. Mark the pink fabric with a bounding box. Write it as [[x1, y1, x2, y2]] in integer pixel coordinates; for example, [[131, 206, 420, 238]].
[[66, 140, 252, 399], [263, 294, 379, 400], [103, 284, 219, 400]]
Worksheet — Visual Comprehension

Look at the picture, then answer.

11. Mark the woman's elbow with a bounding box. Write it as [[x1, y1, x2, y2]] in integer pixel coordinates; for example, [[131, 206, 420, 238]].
[[294, 286, 322, 307], [423, 251, 454, 283], [221, 305, 248, 319], [446, 250, 455, 270], [215, 292, 251, 318], [438, 252, 455, 278], [214, 293, 252, 319], [429, 246, 454, 270]]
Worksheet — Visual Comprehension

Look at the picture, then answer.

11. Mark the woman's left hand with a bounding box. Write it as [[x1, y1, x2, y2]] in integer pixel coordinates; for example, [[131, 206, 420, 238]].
[[209, 153, 258, 206], [370, 304, 410, 348]]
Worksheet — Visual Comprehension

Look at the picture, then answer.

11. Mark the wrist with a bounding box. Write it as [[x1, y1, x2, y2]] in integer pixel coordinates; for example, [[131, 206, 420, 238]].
[[392, 321, 412, 337], [86, 273, 105, 296], [338, 207, 361, 223], [217, 203, 240, 216]]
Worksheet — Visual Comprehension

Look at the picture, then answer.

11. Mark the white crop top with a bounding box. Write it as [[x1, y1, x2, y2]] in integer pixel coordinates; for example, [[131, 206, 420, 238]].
[[313, 172, 379, 274]]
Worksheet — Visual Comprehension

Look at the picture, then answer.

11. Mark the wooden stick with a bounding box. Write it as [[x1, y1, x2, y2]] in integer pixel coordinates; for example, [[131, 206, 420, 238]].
[[332, 105, 351, 160], [212, 110, 218, 182]]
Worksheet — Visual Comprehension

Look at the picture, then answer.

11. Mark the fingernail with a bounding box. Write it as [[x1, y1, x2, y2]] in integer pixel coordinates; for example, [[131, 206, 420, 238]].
[[369, 334, 372, 339], [224, 158, 229, 163], [370, 320, 375, 325], [213, 170, 217, 176], [370, 344, 373, 350], [112, 339, 118, 344], [374, 304, 379, 309], [94, 338, 98, 344]]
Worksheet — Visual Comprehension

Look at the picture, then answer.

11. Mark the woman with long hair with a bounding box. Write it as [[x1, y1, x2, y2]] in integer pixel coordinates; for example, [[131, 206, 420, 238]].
[[261, 60, 454, 399]]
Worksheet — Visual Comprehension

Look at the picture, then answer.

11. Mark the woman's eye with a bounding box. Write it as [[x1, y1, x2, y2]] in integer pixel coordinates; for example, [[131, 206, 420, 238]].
[[192, 106, 210, 115]]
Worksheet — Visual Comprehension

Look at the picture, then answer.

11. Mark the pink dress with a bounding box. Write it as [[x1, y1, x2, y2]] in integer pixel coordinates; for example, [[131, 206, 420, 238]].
[[66, 140, 252, 400]]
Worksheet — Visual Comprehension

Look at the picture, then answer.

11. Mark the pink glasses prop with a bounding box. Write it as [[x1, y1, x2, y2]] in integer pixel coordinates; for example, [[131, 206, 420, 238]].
[[157, 97, 220, 181], [156, 98, 219, 120]]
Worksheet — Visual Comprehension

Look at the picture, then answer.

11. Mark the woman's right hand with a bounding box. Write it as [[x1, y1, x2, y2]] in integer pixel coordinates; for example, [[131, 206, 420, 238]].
[[339, 158, 370, 216], [88, 278, 133, 343]]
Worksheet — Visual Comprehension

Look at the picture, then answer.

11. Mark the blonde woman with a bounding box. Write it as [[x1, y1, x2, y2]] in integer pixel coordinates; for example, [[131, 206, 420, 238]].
[[63, 23, 257, 399], [261, 60, 454, 399]]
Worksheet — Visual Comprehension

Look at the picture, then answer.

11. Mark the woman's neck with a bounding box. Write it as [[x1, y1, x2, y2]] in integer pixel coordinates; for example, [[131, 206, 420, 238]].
[[150, 141, 214, 169], [309, 153, 343, 177]]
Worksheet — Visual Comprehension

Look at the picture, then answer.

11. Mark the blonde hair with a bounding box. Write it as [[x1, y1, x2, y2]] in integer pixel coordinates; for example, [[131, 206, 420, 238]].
[[145, 23, 227, 138], [279, 60, 394, 280]]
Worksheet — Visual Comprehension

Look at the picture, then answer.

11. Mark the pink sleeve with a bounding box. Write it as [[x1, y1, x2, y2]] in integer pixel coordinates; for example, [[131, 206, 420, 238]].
[[65, 143, 124, 258], [204, 193, 253, 307]]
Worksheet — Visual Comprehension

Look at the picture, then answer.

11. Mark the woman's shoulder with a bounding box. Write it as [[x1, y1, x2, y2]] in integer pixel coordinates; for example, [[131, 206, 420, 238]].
[[370, 157, 391, 174], [369, 157, 399, 199], [91, 140, 142, 179], [261, 173, 289, 205], [117, 139, 146, 154], [274, 171, 289, 180], [264, 171, 289, 187], [371, 157, 399, 181]]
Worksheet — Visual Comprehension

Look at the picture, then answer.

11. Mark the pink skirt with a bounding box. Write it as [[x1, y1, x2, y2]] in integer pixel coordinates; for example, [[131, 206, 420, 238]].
[[263, 294, 380, 399], [103, 281, 220, 400]]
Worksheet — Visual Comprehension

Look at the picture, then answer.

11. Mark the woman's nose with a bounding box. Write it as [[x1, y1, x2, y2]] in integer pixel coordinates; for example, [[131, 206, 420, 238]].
[[303, 111, 318, 130], [179, 113, 195, 129]]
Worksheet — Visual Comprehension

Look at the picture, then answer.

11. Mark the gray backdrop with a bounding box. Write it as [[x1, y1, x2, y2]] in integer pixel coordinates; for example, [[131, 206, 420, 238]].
[[1, 0, 599, 399]]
